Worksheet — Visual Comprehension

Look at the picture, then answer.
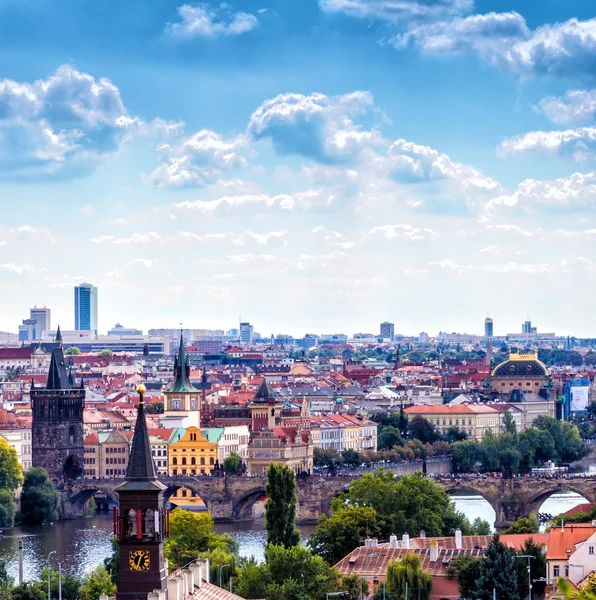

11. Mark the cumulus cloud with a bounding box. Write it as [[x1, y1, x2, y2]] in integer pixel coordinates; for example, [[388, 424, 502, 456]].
[[318, 0, 472, 23], [367, 223, 437, 240], [392, 11, 527, 54], [488, 171, 596, 213], [166, 4, 258, 38], [0, 65, 178, 179], [247, 91, 382, 164], [393, 13, 596, 79], [148, 130, 247, 187], [499, 127, 596, 161], [537, 89, 596, 125]]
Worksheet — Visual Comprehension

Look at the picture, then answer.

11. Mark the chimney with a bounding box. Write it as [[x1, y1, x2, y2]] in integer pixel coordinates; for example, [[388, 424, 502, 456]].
[[562, 520, 565, 532], [389, 534, 398, 548], [592, 520, 596, 527], [455, 529, 462, 550], [167, 576, 183, 600], [419, 530, 426, 539], [402, 533, 410, 548], [199, 558, 210, 584], [430, 541, 439, 562], [365, 538, 378, 548]]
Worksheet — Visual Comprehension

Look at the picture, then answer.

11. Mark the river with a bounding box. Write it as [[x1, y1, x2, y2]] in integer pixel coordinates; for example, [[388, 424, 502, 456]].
[[0, 492, 588, 582]]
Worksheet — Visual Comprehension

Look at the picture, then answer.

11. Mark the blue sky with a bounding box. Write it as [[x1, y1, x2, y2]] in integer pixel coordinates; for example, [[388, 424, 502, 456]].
[[1, 0, 596, 337]]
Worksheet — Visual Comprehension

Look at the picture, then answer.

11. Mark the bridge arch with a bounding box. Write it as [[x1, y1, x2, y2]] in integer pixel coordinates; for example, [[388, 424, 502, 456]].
[[68, 485, 119, 512], [441, 484, 499, 515], [232, 487, 267, 520], [525, 484, 592, 518], [163, 483, 210, 512]]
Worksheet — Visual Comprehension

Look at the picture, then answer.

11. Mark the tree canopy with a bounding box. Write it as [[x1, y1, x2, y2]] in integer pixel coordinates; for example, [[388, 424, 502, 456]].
[[0, 438, 23, 491], [386, 553, 432, 600], [265, 463, 300, 549], [19, 468, 58, 525]]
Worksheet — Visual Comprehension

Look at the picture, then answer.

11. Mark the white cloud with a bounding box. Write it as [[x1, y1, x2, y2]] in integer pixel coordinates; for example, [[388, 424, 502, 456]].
[[166, 4, 258, 38], [368, 223, 437, 240], [499, 127, 596, 161], [174, 193, 295, 212], [247, 91, 382, 163], [537, 90, 596, 125], [148, 130, 247, 187], [392, 13, 596, 79], [246, 230, 286, 244], [488, 171, 596, 213], [0, 263, 38, 275], [428, 258, 472, 271], [318, 0, 473, 23]]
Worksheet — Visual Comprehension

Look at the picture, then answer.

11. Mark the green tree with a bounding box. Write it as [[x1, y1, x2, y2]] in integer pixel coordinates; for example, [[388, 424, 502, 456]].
[[475, 535, 520, 600], [313, 448, 343, 468], [308, 507, 383, 564], [103, 537, 119, 584], [341, 575, 368, 600], [19, 468, 59, 525], [341, 449, 362, 468], [0, 438, 23, 491], [80, 565, 116, 600], [0, 489, 16, 528], [0, 559, 12, 590], [223, 452, 243, 475], [264, 544, 339, 600], [515, 539, 547, 600], [446, 553, 481, 599], [8, 582, 45, 600], [504, 514, 539, 535], [470, 517, 492, 535], [265, 463, 300, 549], [144, 402, 164, 414], [502, 410, 517, 435], [445, 427, 467, 443], [408, 416, 438, 444], [378, 426, 405, 451], [451, 440, 481, 473], [234, 558, 269, 600], [98, 349, 114, 357], [64, 346, 81, 355], [40, 567, 80, 600], [386, 553, 432, 600]]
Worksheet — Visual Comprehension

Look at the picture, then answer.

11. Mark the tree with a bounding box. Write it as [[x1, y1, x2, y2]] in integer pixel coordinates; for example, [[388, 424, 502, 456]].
[[470, 517, 492, 535], [386, 553, 432, 600], [504, 514, 539, 535], [341, 575, 369, 600], [235, 558, 269, 600], [502, 410, 517, 435], [408, 416, 438, 444], [314, 448, 343, 468], [19, 468, 59, 525], [378, 426, 405, 451], [64, 347, 81, 355], [98, 349, 114, 357], [264, 544, 339, 600], [8, 582, 45, 600], [309, 507, 383, 564], [0, 489, 15, 528], [0, 438, 23, 491], [223, 452, 243, 475], [451, 440, 481, 473], [40, 567, 81, 600], [445, 427, 467, 443], [0, 559, 12, 590], [265, 463, 300, 549], [341, 449, 362, 468], [80, 565, 116, 600], [475, 535, 520, 600], [144, 402, 164, 414], [446, 554, 482, 599], [164, 510, 218, 568]]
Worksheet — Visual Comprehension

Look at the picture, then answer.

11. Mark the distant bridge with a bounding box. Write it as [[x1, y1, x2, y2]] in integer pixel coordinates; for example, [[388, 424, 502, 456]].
[[60, 473, 596, 529]]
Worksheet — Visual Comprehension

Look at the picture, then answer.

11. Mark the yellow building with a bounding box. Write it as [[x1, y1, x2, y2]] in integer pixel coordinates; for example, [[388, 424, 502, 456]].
[[168, 426, 217, 476]]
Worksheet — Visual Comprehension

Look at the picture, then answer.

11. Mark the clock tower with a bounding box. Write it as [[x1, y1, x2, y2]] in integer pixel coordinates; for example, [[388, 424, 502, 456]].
[[161, 333, 201, 429], [115, 384, 168, 600]]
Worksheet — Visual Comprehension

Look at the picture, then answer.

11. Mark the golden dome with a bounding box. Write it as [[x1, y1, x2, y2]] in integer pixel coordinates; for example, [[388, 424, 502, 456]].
[[136, 383, 147, 395]]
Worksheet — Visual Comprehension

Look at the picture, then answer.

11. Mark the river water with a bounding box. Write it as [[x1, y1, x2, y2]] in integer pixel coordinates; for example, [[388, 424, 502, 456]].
[[0, 491, 588, 582]]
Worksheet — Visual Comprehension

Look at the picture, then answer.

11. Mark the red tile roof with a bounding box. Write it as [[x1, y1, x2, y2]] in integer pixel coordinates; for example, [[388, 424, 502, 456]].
[[546, 525, 596, 560]]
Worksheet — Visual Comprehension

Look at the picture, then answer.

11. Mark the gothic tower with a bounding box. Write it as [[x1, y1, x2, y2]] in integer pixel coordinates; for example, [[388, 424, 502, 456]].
[[161, 333, 201, 428], [115, 384, 168, 600], [31, 326, 85, 483]]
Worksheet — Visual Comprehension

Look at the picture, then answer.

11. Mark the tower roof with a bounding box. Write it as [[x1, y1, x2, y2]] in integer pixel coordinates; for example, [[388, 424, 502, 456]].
[[166, 333, 199, 394], [55, 325, 62, 344], [252, 379, 277, 403], [46, 346, 72, 390], [492, 349, 548, 378], [116, 385, 165, 492]]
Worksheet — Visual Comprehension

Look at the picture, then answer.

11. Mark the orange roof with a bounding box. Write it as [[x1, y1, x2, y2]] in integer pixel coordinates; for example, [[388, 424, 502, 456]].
[[563, 503, 595, 518], [547, 525, 596, 560], [84, 432, 99, 444]]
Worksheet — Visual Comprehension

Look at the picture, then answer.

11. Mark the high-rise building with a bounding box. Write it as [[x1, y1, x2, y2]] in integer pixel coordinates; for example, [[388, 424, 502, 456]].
[[30, 307, 51, 335], [484, 317, 494, 338], [380, 321, 395, 340], [240, 322, 254, 344], [521, 320, 537, 334], [74, 283, 98, 332]]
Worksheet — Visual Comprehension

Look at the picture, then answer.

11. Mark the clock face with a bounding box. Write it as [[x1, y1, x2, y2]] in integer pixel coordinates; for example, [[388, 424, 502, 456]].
[[172, 399, 181, 410], [129, 549, 150, 571]]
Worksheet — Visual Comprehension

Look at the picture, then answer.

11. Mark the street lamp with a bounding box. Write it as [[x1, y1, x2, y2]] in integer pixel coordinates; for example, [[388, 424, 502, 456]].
[[515, 555, 535, 600], [219, 564, 230, 588], [47, 551, 56, 600]]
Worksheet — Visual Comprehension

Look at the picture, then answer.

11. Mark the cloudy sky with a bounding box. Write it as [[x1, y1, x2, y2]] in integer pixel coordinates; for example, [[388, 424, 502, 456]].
[[1, 0, 595, 338]]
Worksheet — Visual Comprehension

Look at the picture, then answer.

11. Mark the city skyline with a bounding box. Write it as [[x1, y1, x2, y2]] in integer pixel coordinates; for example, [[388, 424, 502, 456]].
[[0, 1, 595, 335]]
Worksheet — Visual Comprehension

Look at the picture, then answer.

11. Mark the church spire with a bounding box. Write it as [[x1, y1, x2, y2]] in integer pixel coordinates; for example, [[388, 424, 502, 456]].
[[55, 325, 62, 346], [166, 332, 198, 393], [46, 338, 72, 390], [125, 384, 158, 482]]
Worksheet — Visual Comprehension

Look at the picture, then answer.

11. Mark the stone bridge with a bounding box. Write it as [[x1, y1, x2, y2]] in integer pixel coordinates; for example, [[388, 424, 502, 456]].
[[434, 476, 596, 529], [60, 475, 352, 523], [60, 474, 596, 529]]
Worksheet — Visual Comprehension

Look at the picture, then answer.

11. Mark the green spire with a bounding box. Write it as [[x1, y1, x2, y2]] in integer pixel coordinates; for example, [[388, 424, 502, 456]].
[[166, 332, 199, 393]]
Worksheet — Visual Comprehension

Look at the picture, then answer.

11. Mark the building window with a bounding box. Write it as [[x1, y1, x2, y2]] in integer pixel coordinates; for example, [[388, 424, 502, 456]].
[[553, 566, 560, 577], [173, 458, 177, 465], [590, 546, 595, 555], [182, 457, 187, 465], [200, 457, 205, 465], [565, 566, 569, 578]]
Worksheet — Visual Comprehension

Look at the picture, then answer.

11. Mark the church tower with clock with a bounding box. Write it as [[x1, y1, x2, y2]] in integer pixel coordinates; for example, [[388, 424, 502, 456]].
[[161, 334, 202, 429], [115, 384, 168, 600]]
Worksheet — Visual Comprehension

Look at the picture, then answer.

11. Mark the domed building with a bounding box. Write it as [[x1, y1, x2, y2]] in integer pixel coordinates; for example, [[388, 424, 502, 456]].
[[491, 349, 548, 393]]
